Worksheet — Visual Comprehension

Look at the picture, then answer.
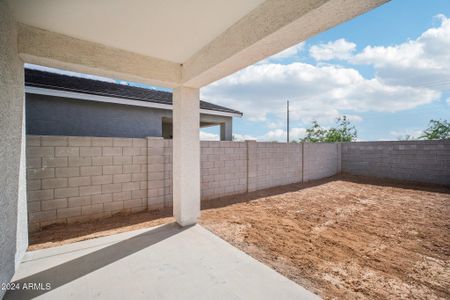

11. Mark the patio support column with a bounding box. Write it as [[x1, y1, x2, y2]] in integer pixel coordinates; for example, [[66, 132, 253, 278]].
[[172, 86, 200, 226], [220, 120, 233, 141]]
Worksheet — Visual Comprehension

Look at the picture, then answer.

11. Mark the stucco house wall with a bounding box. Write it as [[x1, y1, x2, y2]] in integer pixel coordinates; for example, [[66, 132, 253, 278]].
[[0, 3, 28, 297], [26, 93, 233, 139], [27, 94, 165, 138]]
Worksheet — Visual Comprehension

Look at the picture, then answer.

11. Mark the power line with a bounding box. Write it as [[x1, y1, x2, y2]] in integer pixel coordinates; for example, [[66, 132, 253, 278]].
[[287, 100, 290, 143]]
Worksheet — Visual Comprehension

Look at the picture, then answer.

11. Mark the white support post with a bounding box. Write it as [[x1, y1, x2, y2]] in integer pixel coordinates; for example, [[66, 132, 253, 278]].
[[172, 86, 200, 226]]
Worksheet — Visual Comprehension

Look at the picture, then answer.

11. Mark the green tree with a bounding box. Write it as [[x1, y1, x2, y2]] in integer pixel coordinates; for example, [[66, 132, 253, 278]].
[[301, 116, 357, 143], [419, 119, 449, 140], [302, 121, 327, 143], [324, 116, 357, 142]]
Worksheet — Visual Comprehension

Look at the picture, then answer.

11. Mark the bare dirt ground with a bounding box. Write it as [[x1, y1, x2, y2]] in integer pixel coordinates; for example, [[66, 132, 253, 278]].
[[29, 175, 450, 299], [200, 175, 450, 300]]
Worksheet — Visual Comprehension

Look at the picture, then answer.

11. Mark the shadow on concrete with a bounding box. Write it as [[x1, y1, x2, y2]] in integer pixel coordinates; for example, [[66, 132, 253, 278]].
[[6, 222, 187, 299]]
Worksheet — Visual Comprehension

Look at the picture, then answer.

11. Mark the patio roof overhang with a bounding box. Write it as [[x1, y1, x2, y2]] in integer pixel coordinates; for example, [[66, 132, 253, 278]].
[[9, 0, 388, 88]]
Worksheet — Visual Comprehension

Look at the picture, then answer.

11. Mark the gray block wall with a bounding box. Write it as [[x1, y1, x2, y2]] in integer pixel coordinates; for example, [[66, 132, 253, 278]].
[[25, 136, 450, 232], [304, 143, 341, 181], [342, 140, 450, 186], [26, 136, 149, 232], [248, 142, 303, 192], [26, 136, 342, 230], [149, 141, 250, 206], [201, 141, 248, 200]]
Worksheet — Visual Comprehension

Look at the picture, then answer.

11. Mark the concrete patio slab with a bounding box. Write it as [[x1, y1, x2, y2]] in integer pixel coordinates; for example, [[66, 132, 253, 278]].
[[6, 223, 319, 300]]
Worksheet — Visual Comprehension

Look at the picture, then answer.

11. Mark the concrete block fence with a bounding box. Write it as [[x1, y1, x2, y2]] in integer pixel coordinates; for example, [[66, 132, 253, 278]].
[[26, 136, 449, 230], [26, 135, 341, 230], [26, 136, 149, 232], [342, 140, 450, 186]]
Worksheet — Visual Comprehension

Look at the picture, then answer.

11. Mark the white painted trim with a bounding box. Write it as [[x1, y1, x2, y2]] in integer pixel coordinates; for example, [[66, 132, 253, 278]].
[[25, 86, 242, 118]]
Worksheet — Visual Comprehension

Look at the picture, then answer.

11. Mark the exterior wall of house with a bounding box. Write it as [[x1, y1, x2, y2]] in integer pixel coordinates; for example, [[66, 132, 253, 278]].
[[26, 94, 164, 138], [342, 140, 450, 185], [0, 3, 28, 297], [200, 114, 233, 141], [26, 93, 234, 140]]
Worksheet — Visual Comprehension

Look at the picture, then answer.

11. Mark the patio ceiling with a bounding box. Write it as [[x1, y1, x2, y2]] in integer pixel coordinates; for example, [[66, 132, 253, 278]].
[[7, 0, 265, 63], [7, 0, 388, 88]]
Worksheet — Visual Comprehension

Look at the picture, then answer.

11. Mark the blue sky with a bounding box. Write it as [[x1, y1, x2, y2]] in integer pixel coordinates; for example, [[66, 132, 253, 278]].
[[200, 0, 450, 141]]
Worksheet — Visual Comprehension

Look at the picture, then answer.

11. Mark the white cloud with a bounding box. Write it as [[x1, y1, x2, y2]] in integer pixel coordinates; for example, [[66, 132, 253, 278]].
[[202, 62, 439, 124], [264, 129, 287, 141], [389, 129, 423, 140], [232, 133, 257, 141], [200, 131, 219, 141], [262, 127, 306, 142], [200, 131, 258, 142], [309, 39, 356, 61], [352, 15, 450, 90], [346, 115, 363, 123], [233, 127, 306, 142], [266, 121, 283, 129]]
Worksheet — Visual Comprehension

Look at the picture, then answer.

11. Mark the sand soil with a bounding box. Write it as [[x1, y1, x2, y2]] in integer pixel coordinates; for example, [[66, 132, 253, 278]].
[[29, 175, 450, 299]]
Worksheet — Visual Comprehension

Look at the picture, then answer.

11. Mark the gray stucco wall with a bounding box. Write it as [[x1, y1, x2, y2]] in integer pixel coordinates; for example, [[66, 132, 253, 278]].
[[26, 94, 164, 138], [0, 2, 28, 297], [26, 94, 234, 140], [342, 140, 450, 186]]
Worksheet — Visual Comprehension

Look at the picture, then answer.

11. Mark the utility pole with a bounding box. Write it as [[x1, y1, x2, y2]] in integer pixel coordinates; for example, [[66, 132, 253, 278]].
[[287, 100, 290, 143]]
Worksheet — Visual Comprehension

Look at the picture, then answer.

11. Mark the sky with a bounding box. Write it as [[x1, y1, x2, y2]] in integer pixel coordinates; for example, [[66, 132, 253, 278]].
[[28, 0, 450, 142], [200, 0, 450, 141]]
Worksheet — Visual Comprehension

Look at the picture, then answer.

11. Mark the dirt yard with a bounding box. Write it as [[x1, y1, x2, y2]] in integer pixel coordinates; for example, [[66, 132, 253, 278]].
[[29, 175, 450, 299], [200, 176, 450, 299]]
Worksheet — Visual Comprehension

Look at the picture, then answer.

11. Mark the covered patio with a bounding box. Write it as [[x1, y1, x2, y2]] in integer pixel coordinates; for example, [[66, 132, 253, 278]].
[[6, 223, 319, 299], [1, 0, 387, 298]]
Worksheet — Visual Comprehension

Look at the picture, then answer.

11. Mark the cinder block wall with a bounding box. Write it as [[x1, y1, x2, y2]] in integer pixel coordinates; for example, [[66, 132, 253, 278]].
[[26, 136, 148, 232], [201, 141, 248, 200], [248, 142, 303, 191], [26, 136, 342, 230], [304, 143, 341, 181], [153, 141, 249, 204], [342, 140, 450, 185]]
